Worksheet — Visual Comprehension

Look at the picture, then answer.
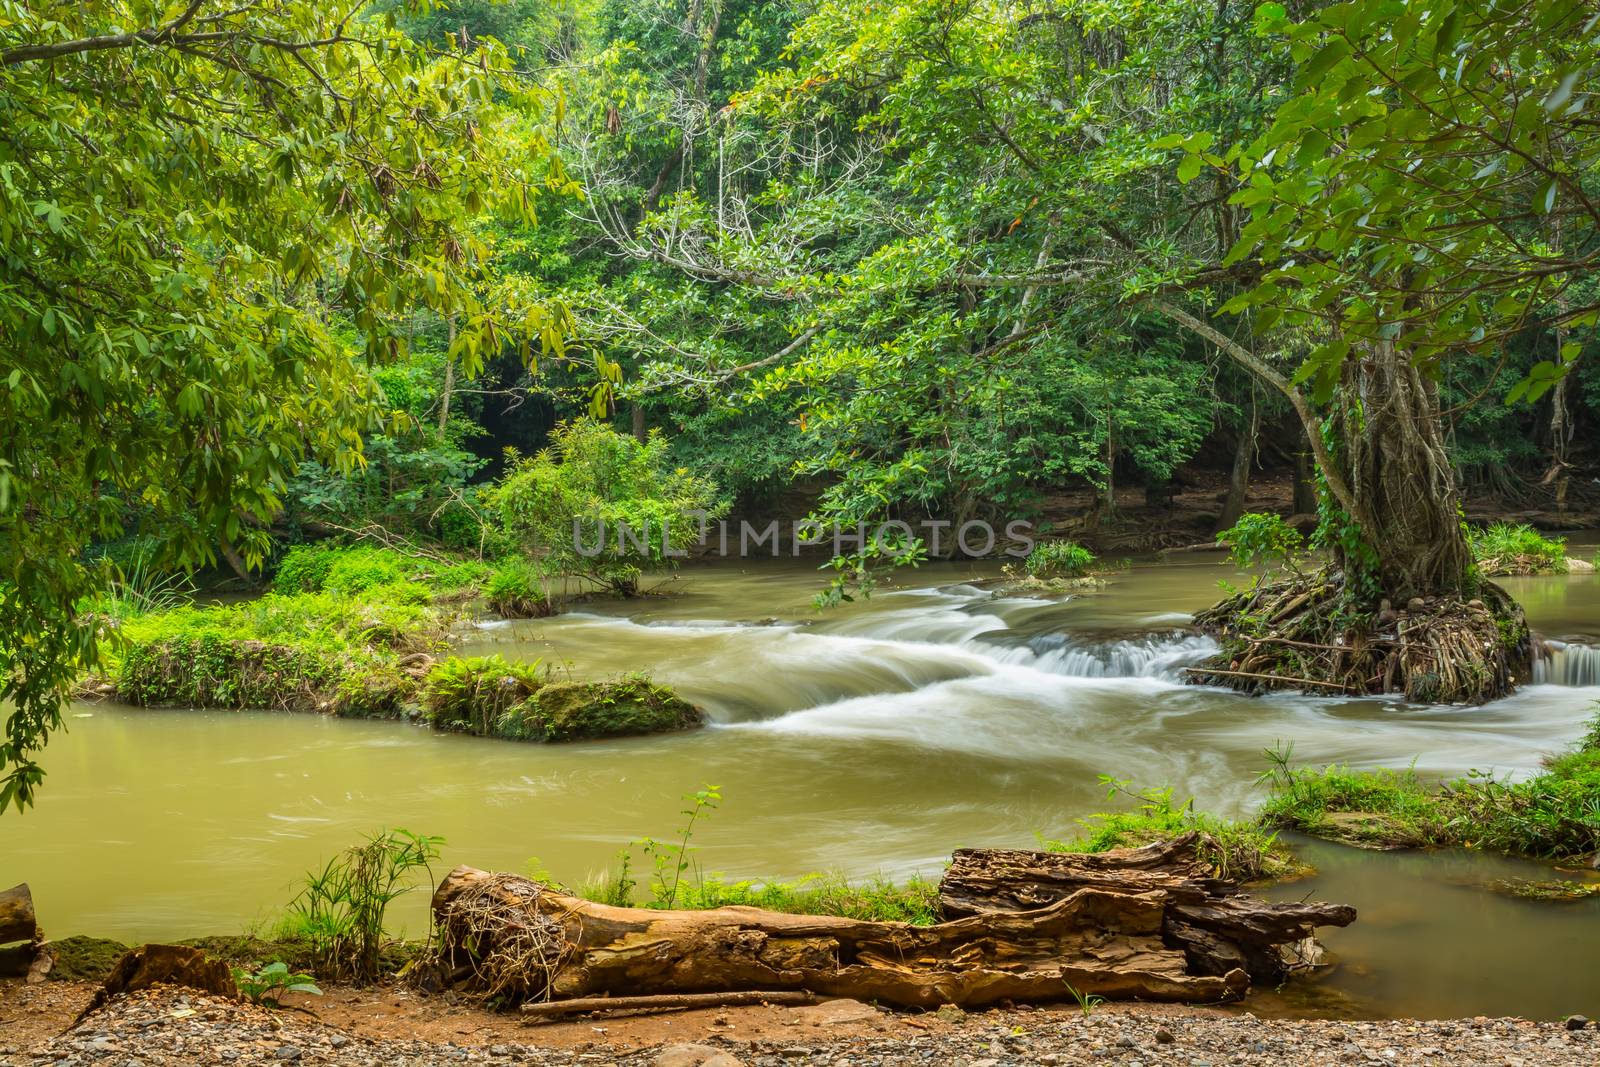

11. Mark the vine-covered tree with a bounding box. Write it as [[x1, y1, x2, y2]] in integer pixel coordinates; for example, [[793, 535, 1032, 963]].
[[0, 0, 568, 809]]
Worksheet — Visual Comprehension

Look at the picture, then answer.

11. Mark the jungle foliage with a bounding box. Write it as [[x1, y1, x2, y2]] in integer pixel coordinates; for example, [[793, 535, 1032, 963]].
[[3, 0, 1598, 804]]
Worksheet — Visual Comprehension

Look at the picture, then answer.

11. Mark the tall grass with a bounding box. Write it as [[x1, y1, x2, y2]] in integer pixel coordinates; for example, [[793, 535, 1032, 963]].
[[1258, 721, 1600, 860], [1468, 522, 1568, 575], [284, 828, 444, 982]]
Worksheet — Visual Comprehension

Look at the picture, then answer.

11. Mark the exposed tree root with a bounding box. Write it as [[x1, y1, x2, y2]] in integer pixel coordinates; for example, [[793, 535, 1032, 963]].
[[1188, 570, 1532, 704]]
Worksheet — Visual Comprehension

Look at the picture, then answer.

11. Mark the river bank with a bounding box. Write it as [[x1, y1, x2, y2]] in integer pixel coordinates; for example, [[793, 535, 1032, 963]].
[[11, 552, 1600, 1021], [5, 982, 1598, 1067]]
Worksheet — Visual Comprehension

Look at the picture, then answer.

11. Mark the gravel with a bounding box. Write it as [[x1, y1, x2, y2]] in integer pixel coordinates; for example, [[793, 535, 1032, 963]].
[[4, 988, 1598, 1067]]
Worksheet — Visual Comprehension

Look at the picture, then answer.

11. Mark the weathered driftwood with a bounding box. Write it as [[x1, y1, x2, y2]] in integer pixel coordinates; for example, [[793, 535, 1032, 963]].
[[430, 864, 1248, 1010], [0, 883, 38, 946], [937, 833, 1356, 984], [521, 990, 816, 1020]]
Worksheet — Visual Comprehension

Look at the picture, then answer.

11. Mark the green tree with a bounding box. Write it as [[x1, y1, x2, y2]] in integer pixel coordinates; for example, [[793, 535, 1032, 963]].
[[1195, 0, 1600, 599], [0, 0, 568, 810], [485, 419, 723, 594]]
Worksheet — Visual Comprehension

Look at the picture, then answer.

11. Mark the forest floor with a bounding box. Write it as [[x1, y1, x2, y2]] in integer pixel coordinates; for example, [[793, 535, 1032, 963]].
[[5, 980, 1599, 1067], [1034, 470, 1600, 553]]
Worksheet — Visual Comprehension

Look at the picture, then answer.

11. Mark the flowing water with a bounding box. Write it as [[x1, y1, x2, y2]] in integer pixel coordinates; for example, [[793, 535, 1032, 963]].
[[4, 551, 1600, 1018]]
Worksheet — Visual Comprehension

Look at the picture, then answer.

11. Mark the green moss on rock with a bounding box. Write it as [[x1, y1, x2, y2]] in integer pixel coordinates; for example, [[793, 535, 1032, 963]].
[[46, 936, 131, 981], [532, 678, 701, 741], [422, 657, 701, 742]]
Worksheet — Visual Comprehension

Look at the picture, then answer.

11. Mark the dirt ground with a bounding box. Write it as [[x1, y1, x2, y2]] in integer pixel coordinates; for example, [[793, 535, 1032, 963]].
[[0, 977, 1231, 1053]]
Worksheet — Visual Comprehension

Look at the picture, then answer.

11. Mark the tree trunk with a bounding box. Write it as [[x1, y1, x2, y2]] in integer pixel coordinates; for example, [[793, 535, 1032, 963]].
[[439, 317, 456, 432], [631, 402, 647, 444], [1334, 341, 1473, 601], [1215, 399, 1257, 534], [1292, 438, 1318, 515], [428, 862, 1249, 1009]]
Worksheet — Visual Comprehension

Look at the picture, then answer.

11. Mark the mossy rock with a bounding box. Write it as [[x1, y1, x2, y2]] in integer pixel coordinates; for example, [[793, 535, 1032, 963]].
[[518, 678, 702, 742], [423, 657, 701, 743], [46, 936, 131, 981]]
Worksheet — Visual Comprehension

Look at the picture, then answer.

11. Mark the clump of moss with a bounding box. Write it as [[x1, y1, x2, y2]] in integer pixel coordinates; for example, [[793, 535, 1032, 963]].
[[1469, 522, 1568, 576], [1259, 717, 1600, 862], [46, 936, 132, 981], [532, 677, 702, 741], [422, 657, 701, 742]]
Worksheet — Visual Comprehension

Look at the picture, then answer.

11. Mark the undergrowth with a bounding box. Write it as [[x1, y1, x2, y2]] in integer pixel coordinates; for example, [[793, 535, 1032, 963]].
[[1468, 522, 1568, 576], [1258, 722, 1600, 861], [1038, 776, 1304, 882], [1024, 540, 1096, 578]]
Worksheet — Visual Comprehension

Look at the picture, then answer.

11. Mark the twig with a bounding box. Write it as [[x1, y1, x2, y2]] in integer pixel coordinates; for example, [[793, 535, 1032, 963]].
[[1183, 667, 1355, 692], [521, 990, 817, 1021]]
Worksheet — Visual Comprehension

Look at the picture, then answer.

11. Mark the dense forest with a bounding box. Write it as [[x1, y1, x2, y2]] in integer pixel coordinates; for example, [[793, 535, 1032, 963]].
[[2, 0, 1598, 807]]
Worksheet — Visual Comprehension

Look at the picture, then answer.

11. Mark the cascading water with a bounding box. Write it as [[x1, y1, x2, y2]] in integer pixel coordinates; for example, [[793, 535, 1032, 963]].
[[16, 558, 1600, 1020], [1533, 640, 1600, 687]]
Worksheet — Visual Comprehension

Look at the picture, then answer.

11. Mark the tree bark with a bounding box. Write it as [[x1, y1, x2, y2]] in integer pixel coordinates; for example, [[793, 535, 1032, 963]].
[[429, 862, 1248, 1009], [1333, 341, 1473, 600], [937, 834, 1355, 985]]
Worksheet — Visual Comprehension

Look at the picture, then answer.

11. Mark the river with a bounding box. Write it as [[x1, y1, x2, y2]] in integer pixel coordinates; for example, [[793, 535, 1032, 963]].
[[5, 551, 1599, 1018]]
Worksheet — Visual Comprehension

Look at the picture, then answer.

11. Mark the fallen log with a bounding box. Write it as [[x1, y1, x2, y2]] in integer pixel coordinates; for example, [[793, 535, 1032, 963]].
[[0, 883, 38, 946], [521, 990, 817, 1020], [938, 833, 1355, 985], [429, 864, 1248, 1010]]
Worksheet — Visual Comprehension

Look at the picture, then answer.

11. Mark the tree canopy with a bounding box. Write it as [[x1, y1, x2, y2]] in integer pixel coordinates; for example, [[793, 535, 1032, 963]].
[[2, 0, 1598, 803]]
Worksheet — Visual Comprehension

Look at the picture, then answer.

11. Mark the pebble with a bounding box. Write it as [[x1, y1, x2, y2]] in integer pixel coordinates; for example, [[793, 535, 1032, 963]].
[[11, 987, 1600, 1067]]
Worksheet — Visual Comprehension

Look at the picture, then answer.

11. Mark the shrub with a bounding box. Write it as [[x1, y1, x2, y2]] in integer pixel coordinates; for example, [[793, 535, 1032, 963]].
[[107, 588, 451, 716], [484, 559, 553, 618], [1024, 540, 1096, 578], [119, 634, 339, 710], [273, 544, 341, 594], [422, 655, 543, 735], [483, 420, 723, 594], [1218, 512, 1305, 575], [1468, 522, 1568, 576], [323, 546, 414, 595]]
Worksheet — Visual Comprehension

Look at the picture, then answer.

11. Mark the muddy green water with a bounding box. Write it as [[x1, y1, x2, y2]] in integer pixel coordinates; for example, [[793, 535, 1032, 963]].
[[4, 552, 1599, 1019]]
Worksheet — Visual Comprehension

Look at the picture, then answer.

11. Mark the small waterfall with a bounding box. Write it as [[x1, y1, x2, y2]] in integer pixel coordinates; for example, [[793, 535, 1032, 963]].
[[980, 631, 1218, 681], [1533, 641, 1600, 687]]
